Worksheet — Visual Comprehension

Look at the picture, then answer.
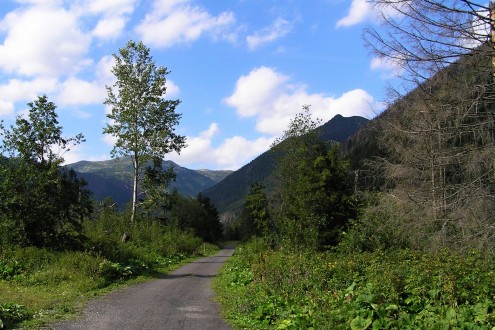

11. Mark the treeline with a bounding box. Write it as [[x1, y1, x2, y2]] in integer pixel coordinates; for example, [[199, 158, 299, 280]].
[[0, 95, 223, 250]]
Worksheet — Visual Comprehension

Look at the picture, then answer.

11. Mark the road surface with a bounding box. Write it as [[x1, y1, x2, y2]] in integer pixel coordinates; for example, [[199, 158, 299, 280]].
[[51, 245, 234, 330]]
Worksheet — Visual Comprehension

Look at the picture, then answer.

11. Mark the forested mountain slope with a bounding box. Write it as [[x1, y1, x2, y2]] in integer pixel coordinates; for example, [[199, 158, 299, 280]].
[[203, 114, 370, 214], [69, 157, 232, 206]]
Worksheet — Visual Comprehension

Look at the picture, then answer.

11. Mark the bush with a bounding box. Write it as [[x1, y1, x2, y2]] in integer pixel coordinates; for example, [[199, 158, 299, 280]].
[[216, 240, 495, 329], [0, 302, 31, 329]]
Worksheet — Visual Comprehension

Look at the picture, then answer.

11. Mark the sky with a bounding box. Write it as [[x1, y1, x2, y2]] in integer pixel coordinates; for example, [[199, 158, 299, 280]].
[[0, 0, 398, 170]]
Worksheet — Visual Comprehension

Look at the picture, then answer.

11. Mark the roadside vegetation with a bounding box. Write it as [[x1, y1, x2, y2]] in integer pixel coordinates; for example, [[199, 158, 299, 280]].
[[216, 238, 495, 329], [0, 209, 219, 329], [0, 40, 223, 329]]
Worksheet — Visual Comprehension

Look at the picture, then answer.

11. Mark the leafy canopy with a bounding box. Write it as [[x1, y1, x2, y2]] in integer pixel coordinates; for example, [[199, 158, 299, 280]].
[[0, 95, 91, 248], [103, 40, 186, 162]]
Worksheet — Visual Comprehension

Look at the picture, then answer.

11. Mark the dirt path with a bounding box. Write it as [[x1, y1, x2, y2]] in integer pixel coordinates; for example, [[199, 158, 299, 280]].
[[51, 245, 234, 330]]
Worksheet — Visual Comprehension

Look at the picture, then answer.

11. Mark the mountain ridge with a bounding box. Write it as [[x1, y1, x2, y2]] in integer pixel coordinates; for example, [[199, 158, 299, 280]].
[[66, 114, 369, 210], [202, 114, 370, 215], [68, 157, 232, 207]]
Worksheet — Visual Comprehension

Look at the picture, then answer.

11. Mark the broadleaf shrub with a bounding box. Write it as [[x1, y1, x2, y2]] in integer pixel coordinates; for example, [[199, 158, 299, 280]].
[[216, 240, 495, 329], [0, 303, 31, 329]]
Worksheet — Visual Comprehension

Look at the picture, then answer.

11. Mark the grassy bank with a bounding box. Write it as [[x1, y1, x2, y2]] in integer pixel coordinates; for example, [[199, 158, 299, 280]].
[[215, 238, 495, 329], [0, 214, 219, 329]]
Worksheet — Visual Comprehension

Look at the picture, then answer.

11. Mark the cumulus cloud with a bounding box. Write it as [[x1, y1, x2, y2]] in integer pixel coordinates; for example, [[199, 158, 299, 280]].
[[166, 80, 180, 97], [224, 66, 289, 117], [92, 16, 126, 39], [61, 144, 110, 165], [102, 132, 118, 147], [337, 0, 409, 28], [135, 0, 236, 48], [167, 123, 274, 170], [85, 0, 137, 40], [247, 18, 292, 50], [0, 77, 58, 104], [85, 0, 136, 16], [13, 0, 62, 5], [336, 0, 371, 28], [0, 6, 91, 77], [225, 66, 374, 136], [57, 77, 106, 106]]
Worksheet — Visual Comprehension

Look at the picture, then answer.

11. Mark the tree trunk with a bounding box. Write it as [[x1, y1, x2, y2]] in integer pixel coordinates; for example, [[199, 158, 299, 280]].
[[131, 155, 139, 223]]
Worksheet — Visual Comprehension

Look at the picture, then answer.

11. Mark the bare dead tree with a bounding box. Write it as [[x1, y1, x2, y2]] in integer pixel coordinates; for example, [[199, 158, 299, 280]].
[[363, 0, 495, 251]]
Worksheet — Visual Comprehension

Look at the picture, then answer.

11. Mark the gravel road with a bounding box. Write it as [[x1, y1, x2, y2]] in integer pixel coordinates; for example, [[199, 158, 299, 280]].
[[51, 245, 234, 330]]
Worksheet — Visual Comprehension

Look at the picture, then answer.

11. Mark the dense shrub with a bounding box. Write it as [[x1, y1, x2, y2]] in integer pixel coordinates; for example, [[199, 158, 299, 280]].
[[0, 302, 31, 329], [216, 239, 495, 329]]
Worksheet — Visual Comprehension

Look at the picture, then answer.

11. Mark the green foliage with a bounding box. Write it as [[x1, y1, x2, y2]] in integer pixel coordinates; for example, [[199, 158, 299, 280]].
[[0, 95, 91, 249], [103, 40, 186, 222], [85, 207, 205, 261], [216, 240, 495, 329], [0, 95, 84, 164], [272, 107, 358, 249], [169, 192, 223, 243], [0, 302, 31, 329], [238, 183, 275, 241], [139, 157, 176, 217]]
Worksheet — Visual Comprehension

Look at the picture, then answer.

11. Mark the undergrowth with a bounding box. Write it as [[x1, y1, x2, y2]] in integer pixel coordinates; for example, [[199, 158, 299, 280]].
[[0, 212, 219, 329], [215, 238, 495, 329]]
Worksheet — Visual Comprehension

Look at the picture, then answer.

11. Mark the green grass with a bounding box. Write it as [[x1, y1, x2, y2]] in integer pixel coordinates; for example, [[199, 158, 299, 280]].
[[214, 238, 495, 329], [0, 214, 220, 329]]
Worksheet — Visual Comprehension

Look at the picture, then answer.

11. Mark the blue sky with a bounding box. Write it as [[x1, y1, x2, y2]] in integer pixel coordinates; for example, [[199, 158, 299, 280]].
[[0, 0, 397, 170]]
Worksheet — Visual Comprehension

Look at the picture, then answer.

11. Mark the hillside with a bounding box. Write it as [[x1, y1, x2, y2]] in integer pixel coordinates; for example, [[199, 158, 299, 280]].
[[202, 114, 370, 215], [69, 157, 232, 207]]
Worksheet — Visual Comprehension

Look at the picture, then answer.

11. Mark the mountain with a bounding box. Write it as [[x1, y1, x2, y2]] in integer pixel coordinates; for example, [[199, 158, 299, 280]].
[[69, 157, 232, 207], [202, 114, 370, 215]]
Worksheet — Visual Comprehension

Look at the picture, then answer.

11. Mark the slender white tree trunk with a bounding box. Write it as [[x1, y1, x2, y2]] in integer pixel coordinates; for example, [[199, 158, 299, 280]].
[[131, 155, 139, 223]]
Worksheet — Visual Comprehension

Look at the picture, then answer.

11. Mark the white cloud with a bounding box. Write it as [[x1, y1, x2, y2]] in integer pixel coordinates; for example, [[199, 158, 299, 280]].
[[225, 66, 374, 136], [224, 66, 289, 117], [135, 0, 236, 48], [95, 55, 116, 85], [168, 123, 274, 170], [57, 77, 106, 106], [92, 16, 126, 39], [247, 18, 292, 50], [0, 100, 15, 116], [166, 80, 180, 97], [13, 0, 62, 5], [213, 136, 273, 169], [336, 0, 371, 28], [85, 0, 137, 40], [85, 0, 136, 16], [0, 78, 58, 104], [0, 6, 91, 77], [102, 133, 118, 147], [62, 144, 110, 165]]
